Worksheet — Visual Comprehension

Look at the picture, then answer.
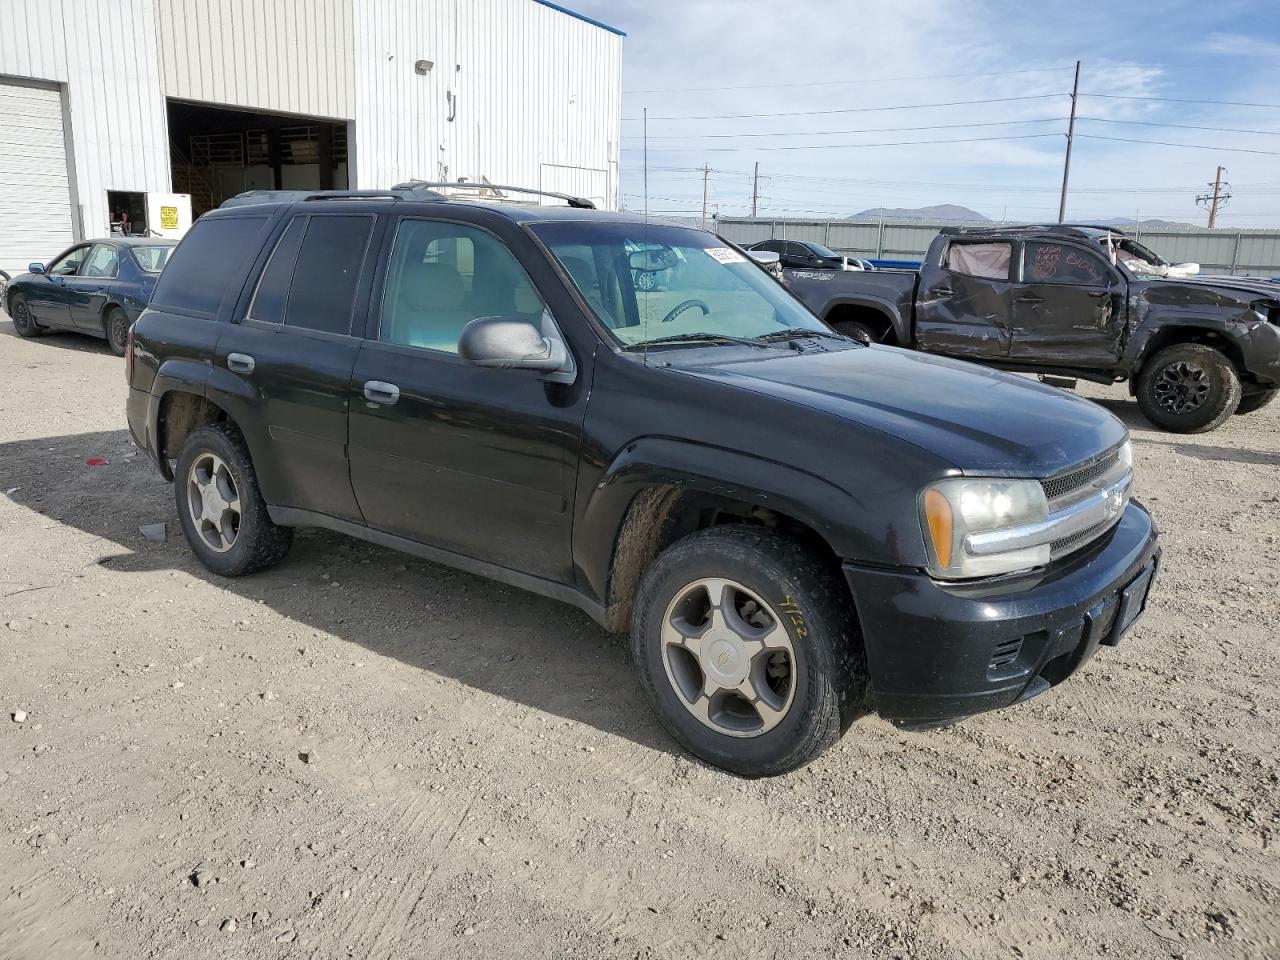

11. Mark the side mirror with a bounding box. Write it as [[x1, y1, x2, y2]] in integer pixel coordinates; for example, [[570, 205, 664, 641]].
[[458, 313, 576, 385], [28, 263, 45, 275]]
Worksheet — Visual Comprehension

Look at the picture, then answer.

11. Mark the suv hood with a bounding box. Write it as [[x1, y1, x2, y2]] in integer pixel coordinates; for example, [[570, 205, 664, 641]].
[[683, 345, 1127, 477]]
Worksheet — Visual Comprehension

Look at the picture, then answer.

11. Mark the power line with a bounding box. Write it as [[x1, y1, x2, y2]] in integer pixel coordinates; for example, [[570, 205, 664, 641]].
[[621, 94, 1066, 122], [1081, 93, 1280, 109], [621, 118, 1067, 141], [622, 133, 1062, 154], [624, 65, 1078, 95], [1077, 134, 1280, 156], [1078, 117, 1280, 137]]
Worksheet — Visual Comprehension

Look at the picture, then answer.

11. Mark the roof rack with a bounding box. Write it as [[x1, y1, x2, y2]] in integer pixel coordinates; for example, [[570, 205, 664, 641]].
[[938, 222, 1130, 238], [392, 180, 596, 209], [220, 188, 448, 209]]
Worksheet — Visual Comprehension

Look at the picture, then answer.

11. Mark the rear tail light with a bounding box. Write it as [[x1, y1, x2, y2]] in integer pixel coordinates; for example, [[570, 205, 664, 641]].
[[125, 324, 135, 384]]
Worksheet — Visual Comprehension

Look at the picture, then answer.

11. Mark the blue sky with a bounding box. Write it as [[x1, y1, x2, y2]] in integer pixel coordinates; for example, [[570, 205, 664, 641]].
[[569, 0, 1280, 226]]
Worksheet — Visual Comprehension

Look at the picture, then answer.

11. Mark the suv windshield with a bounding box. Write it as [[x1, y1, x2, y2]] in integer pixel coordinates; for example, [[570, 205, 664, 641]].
[[530, 221, 829, 348], [132, 245, 174, 273]]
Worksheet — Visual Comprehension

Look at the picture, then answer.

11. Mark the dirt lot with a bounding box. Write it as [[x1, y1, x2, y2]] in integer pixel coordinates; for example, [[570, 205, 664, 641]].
[[0, 317, 1277, 960]]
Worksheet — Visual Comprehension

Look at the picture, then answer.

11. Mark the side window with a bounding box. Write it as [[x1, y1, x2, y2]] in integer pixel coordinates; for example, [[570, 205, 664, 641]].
[[282, 215, 375, 335], [380, 219, 545, 354], [83, 244, 120, 279], [1024, 242, 1111, 286], [943, 241, 1012, 281], [49, 247, 88, 276], [151, 216, 269, 318], [248, 217, 307, 324]]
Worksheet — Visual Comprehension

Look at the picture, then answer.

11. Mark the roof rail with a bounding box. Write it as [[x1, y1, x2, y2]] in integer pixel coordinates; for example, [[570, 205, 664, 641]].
[[220, 188, 449, 209], [392, 180, 596, 209]]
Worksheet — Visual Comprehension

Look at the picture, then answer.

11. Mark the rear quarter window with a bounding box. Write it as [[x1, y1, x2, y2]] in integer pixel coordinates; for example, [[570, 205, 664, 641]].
[[150, 215, 269, 318]]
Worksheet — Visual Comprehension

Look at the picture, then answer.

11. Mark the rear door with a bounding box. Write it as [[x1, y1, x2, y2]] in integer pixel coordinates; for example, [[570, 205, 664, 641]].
[[65, 242, 121, 331], [1009, 241, 1124, 367], [212, 211, 379, 523], [24, 244, 89, 329], [913, 238, 1014, 359], [347, 213, 586, 582]]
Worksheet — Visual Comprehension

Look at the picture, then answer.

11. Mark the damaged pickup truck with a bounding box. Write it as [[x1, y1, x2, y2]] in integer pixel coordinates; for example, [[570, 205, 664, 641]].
[[785, 224, 1280, 432]]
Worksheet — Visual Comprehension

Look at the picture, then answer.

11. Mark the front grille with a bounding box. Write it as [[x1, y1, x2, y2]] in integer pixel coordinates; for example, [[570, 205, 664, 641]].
[[1041, 449, 1121, 503], [1050, 519, 1113, 559]]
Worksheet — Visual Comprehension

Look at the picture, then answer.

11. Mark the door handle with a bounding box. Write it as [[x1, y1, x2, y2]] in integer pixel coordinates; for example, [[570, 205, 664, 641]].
[[1015, 294, 1044, 304], [930, 286, 953, 298], [1087, 290, 1109, 299], [227, 352, 255, 374], [363, 380, 400, 405]]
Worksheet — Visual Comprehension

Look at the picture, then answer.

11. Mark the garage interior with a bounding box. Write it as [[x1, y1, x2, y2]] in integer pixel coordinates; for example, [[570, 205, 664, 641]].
[[167, 99, 349, 217]]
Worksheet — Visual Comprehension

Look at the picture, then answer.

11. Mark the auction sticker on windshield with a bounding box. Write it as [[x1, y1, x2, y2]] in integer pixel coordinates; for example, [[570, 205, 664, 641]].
[[704, 247, 747, 264]]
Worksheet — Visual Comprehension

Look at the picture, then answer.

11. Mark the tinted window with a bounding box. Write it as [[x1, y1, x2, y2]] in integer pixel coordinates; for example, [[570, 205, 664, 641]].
[[283, 216, 373, 335], [380, 219, 544, 354], [1024, 242, 1110, 286], [248, 217, 306, 324], [83, 244, 119, 278], [49, 246, 88, 276], [943, 241, 1012, 281], [151, 216, 269, 318]]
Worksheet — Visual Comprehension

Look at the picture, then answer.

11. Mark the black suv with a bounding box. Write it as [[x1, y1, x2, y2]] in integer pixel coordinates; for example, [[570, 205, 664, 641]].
[[126, 185, 1160, 777]]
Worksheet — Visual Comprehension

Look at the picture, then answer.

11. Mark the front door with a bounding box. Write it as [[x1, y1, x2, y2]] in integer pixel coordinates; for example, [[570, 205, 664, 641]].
[[348, 215, 586, 583], [65, 242, 121, 331], [25, 244, 88, 328], [914, 238, 1014, 359], [1009, 241, 1124, 367], [212, 211, 379, 522]]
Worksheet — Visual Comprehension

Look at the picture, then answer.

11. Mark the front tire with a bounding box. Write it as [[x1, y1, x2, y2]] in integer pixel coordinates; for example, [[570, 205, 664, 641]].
[[104, 307, 130, 356], [1235, 388, 1277, 416], [1136, 343, 1241, 433], [630, 526, 867, 777], [9, 293, 44, 338], [174, 423, 292, 577], [832, 319, 877, 344]]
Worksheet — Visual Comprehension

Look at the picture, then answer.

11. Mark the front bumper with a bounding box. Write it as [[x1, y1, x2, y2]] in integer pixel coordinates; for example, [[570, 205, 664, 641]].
[[843, 501, 1160, 722]]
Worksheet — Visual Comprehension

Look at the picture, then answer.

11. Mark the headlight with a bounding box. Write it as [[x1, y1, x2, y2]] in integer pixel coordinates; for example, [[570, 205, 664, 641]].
[[1117, 439, 1132, 470], [920, 477, 1050, 579]]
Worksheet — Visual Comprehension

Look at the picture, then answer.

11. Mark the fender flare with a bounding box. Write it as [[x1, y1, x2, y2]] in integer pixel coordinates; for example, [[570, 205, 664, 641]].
[[820, 294, 908, 343], [573, 436, 875, 626], [1125, 319, 1252, 373], [147, 359, 218, 479]]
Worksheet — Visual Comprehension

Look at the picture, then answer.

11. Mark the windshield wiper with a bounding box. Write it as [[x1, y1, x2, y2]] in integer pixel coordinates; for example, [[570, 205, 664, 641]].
[[627, 332, 774, 350], [754, 327, 850, 343]]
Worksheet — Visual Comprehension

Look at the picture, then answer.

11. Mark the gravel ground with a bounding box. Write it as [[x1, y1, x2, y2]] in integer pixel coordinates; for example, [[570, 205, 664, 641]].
[[1, 318, 1277, 960]]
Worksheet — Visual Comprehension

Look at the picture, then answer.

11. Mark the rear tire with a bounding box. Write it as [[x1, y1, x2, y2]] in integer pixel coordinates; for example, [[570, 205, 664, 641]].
[[1135, 343, 1241, 433], [174, 423, 292, 577], [104, 307, 130, 357], [1235, 388, 1277, 416], [9, 293, 44, 338], [630, 525, 867, 777]]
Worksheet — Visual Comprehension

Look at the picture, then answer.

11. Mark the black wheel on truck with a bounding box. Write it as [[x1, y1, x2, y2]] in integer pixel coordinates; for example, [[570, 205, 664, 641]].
[[630, 525, 867, 777], [831, 319, 877, 344], [1135, 343, 1241, 433], [174, 423, 293, 577], [1235, 388, 1277, 416]]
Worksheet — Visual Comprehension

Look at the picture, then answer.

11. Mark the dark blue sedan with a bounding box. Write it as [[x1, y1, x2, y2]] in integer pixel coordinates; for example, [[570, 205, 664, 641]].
[[5, 237, 176, 356]]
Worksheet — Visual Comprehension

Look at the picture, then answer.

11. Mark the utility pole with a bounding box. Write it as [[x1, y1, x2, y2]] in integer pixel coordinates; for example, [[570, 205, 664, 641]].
[[1057, 60, 1080, 224], [701, 163, 710, 230], [1197, 165, 1229, 228], [751, 161, 759, 219]]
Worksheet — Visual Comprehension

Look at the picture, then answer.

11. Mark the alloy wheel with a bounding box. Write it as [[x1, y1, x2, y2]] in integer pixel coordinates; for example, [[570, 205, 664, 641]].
[[11, 297, 33, 334], [1153, 360, 1210, 414], [185, 452, 242, 553], [659, 577, 796, 737]]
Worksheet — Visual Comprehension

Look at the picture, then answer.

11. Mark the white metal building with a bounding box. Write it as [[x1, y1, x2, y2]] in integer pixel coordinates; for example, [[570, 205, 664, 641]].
[[0, 0, 624, 275]]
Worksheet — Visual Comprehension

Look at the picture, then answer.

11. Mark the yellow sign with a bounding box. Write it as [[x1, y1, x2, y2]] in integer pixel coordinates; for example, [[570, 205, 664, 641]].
[[160, 205, 179, 230]]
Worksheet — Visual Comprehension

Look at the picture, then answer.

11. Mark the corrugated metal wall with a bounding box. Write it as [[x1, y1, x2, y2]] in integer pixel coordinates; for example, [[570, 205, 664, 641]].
[[0, 0, 170, 244], [354, 0, 622, 206], [717, 218, 1280, 276], [156, 0, 356, 121]]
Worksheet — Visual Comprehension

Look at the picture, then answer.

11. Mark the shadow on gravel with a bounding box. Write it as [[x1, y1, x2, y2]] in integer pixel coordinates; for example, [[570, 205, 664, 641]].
[[1, 428, 675, 757], [1170, 444, 1280, 468], [1086, 396, 1156, 432], [0, 318, 118, 356]]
